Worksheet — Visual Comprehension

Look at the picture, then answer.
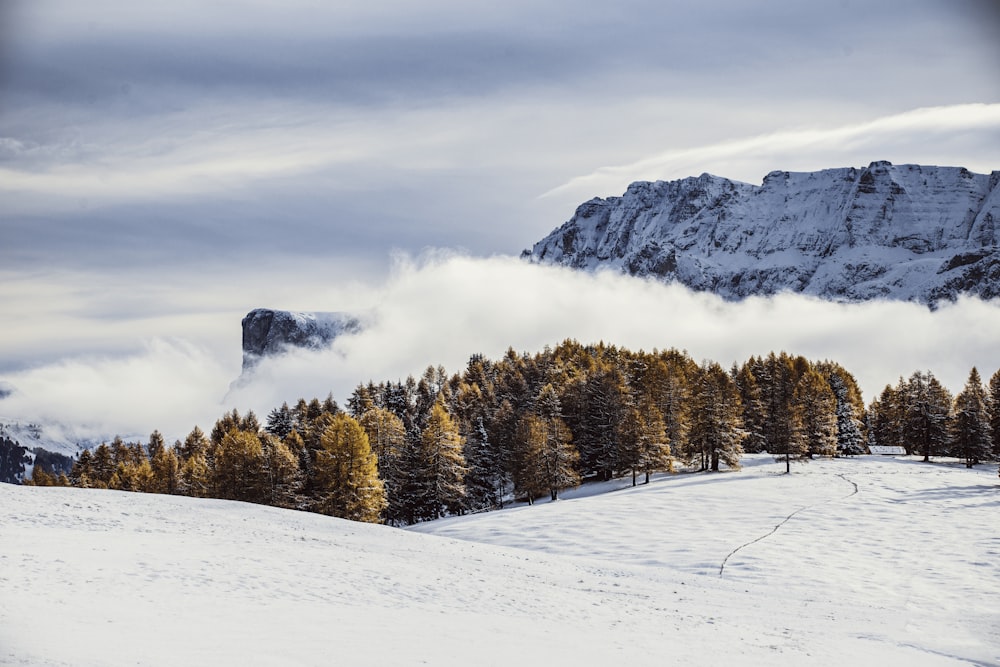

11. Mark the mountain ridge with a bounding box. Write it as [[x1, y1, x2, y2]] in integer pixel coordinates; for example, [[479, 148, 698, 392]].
[[525, 161, 1000, 305]]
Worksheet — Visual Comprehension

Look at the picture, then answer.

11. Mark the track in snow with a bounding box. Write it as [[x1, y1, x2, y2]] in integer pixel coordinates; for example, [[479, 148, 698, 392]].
[[718, 471, 859, 578]]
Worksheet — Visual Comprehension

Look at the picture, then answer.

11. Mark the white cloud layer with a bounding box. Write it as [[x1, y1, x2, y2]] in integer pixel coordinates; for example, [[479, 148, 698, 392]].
[[4, 254, 998, 444]]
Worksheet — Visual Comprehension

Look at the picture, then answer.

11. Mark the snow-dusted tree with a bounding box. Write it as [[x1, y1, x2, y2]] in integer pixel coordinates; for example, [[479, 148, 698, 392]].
[[512, 415, 549, 504], [265, 402, 296, 439], [414, 400, 467, 520], [733, 361, 767, 454], [313, 413, 386, 523], [70, 449, 94, 488], [756, 352, 801, 457], [463, 416, 507, 511], [358, 407, 408, 521], [618, 399, 671, 485], [791, 368, 838, 462], [533, 384, 580, 500], [260, 432, 301, 508], [820, 363, 867, 456], [950, 367, 993, 468], [688, 362, 745, 472], [639, 350, 693, 460], [989, 368, 1000, 460], [904, 371, 953, 462]]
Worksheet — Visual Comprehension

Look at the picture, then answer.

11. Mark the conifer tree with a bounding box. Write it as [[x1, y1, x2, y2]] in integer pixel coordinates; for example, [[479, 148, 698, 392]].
[[90, 442, 115, 488], [618, 399, 671, 485], [533, 384, 580, 500], [415, 400, 467, 520], [179, 450, 211, 497], [70, 449, 94, 488], [359, 407, 408, 521], [988, 368, 1000, 460], [150, 445, 180, 495], [905, 371, 953, 462], [951, 367, 993, 468], [211, 428, 267, 502], [821, 363, 867, 456], [180, 426, 209, 462], [512, 415, 550, 504], [733, 362, 767, 454], [265, 402, 295, 439], [462, 416, 507, 511], [313, 413, 386, 522], [688, 362, 745, 472], [791, 368, 838, 461], [260, 432, 301, 507], [757, 352, 799, 457]]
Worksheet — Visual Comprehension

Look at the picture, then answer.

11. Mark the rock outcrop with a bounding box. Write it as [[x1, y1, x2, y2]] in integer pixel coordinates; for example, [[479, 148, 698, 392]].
[[525, 162, 1000, 305], [241, 308, 361, 371]]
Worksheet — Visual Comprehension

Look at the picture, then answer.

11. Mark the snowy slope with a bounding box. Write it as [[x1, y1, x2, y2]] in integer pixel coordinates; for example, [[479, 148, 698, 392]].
[[2, 456, 997, 666], [526, 162, 1000, 305]]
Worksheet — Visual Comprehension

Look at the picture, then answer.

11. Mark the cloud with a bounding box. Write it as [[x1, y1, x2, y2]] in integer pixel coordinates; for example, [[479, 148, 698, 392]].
[[227, 254, 1000, 419], [4, 253, 999, 444], [0, 338, 232, 443], [543, 104, 1000, 200]]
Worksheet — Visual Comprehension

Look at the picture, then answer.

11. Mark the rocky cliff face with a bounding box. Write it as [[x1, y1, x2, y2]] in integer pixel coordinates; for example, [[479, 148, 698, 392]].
[[241, 308, 361, 370], [525, 162, 1000, 305]]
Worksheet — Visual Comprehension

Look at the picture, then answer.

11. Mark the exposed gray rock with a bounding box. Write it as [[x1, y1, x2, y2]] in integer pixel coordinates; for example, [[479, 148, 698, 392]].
[[241, 308, 361, 371], [525, 162, 1000, 306]]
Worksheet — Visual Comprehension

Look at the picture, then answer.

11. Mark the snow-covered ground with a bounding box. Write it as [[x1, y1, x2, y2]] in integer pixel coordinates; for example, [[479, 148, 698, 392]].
[[1, 455, 997, 666]]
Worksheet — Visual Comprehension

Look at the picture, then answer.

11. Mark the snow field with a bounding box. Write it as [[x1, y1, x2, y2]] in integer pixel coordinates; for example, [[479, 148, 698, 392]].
[[1, 455, 997, 665]]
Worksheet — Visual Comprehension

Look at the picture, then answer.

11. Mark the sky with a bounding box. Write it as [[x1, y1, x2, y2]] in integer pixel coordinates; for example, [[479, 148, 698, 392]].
[[1, 1, 999, 442]]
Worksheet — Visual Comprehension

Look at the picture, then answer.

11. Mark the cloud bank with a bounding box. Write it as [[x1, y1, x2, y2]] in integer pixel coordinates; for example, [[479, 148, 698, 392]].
[[5, 254, 997, 444]]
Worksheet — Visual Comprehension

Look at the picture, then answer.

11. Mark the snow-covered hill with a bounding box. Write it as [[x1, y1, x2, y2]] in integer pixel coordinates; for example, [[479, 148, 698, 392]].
[[2, 455, 997, 666], [526, 162, 1000, 305]]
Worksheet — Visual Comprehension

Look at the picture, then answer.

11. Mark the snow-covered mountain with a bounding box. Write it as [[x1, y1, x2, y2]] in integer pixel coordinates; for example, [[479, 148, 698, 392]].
[[526, 162, 1000, 305], [241, 308, 361, 371]]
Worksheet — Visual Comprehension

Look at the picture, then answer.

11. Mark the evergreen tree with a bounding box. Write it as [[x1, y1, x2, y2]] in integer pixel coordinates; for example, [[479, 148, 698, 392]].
[[618, 399, 671, 485], [90, 442, 115, 488], [415, 400, 467, 520], [179, 450, 211, 497], [904, 371, 953, 462], [180, 426, 209, 462], [358, 407, 408, 522], [867, 381, 906, 451], [756, 352, 799, 457], [822, 364, 867, 456], [733, 362, 767, 454], [70, 449, 94, 488], [688, 362, 745, 472], [791, 368, 838, 461], [988, 368, 1000, 460], [211, 428, 267, 503], [534, 384, 581, 500], [313, 413, 386, 522], [265, 402, 295, 439], [150, 445, 180, 494], [951, 367, 993, 468], [260, 432, 301, 508], [462, 416, 507, 511], [512, 415, 550, 504]]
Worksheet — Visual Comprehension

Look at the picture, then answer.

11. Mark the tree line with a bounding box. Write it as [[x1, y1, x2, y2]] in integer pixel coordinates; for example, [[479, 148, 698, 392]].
[[28, 340, 1000, 525]]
